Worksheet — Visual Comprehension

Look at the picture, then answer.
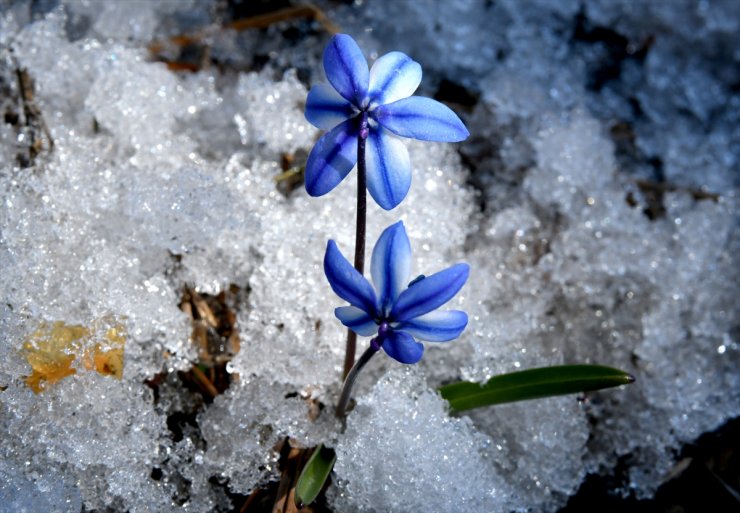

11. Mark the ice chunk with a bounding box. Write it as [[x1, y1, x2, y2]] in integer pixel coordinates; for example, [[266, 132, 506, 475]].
[[198, 376, 342, 495], [330, 368, 510, 513], [0, 375, 173, 512], [462, 106, 739, 499], [0, 456, 82, 513]]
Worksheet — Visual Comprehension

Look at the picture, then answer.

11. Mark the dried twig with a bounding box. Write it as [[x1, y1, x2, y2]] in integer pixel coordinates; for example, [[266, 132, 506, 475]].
[[190, 365, 219, 399], [635, 179, 720, 201], [149, 3, 340, 72]]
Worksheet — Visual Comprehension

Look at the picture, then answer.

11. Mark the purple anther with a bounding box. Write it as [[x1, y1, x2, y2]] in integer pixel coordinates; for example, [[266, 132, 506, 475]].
[[377, 322, 391, 340], [370, 324, 390, 352], [358, 112, 370, 140]]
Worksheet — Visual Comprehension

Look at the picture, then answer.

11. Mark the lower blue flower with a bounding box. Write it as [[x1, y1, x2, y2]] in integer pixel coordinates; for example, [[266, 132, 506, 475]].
[[323, 221, 469, 364]]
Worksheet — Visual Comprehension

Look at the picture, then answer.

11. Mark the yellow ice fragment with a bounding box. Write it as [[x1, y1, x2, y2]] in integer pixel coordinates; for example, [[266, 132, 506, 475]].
[[22, 318, 126, 393]]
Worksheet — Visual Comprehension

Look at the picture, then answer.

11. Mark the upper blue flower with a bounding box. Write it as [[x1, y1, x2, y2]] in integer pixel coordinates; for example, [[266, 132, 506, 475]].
[[323, 221, 469, 364], [305, 34, 469, 210]]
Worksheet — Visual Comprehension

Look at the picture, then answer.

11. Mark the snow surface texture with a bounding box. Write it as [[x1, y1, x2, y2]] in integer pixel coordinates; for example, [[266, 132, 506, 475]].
[[0, 1, 737, 512]]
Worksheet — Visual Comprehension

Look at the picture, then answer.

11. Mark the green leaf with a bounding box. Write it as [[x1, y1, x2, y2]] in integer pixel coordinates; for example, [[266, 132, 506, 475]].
[[439, 364, 634, 412], [295, 443, 336, 509]]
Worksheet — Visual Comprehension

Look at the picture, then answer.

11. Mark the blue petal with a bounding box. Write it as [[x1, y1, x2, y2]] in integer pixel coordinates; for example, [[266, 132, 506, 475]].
[[305, 84, 356, 130], [390, 263, 469, 322], [324, 240, 378, 316], [373, 97, 469, 142], [323, 34, 369, 107], [382, 330, 424, 364], [335, 306, 378, 336], [365, 128, 411, 210], [397, 310, 468, 342], [305, 119, 358, 197], [368, 51, 422, 108], [371, 221, 411, 314]]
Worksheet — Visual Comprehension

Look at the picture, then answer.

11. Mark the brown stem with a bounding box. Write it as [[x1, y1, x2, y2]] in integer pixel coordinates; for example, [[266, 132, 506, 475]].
[[342, 114, 369, 379]]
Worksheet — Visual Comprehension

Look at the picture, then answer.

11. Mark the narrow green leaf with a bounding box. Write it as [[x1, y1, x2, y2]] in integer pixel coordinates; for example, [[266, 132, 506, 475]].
[[439, 364, 634, 412], [295, 443, 336, 509]]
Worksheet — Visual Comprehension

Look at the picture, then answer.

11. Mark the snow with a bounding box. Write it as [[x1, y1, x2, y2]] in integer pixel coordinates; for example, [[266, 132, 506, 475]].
[[0, 1, 737, 512]]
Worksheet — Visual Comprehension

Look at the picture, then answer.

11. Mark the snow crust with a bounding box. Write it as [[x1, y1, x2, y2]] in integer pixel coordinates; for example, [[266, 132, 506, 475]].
[[0, 1, 737, 512]]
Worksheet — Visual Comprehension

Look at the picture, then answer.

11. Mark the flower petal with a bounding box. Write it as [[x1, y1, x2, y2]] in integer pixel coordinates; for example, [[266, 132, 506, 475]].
[[305, 84, 356, 130], [335, 306, 378, 337], [324, 240, 378, 316], [368, 51, 422, 108], [305, 119, 358, 197], [371, 221, 412, 314], [397, 310, 468, 342], [390, 263, 469, 321], [382, 330, 424, 364], [373, 96, 469, 142], [323, 34, 369, 106], [365, 128, 411, 210]]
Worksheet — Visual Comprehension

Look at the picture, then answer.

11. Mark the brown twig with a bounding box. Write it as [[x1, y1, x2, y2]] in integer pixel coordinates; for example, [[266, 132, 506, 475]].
[[239, 487, 262, 513], [11, 63, 54, 164], [190, 364, 219, 399], [149, 3, 340, 71], [272, 446, 303, 513], [635, 179, 720, 202], [227, 4, 339, 34]]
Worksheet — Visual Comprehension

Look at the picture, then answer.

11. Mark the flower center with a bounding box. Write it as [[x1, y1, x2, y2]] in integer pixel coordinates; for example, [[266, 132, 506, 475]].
[[370, 322, 391, 352]]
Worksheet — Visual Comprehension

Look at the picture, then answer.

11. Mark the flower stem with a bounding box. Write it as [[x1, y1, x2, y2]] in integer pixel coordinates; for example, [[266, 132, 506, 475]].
[[336, 339, 378, 418], [342, 113, 369, 379]]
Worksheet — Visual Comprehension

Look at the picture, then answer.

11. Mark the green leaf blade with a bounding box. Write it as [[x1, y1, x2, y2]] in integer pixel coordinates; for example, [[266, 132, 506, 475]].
[[295, 443, 336, 509], [440, 364, 634, 412]]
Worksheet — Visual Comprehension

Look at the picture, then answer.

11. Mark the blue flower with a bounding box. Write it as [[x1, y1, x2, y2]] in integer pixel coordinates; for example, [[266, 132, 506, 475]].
[[305, 34, 469, 210], [323, 221, 469, 364]]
